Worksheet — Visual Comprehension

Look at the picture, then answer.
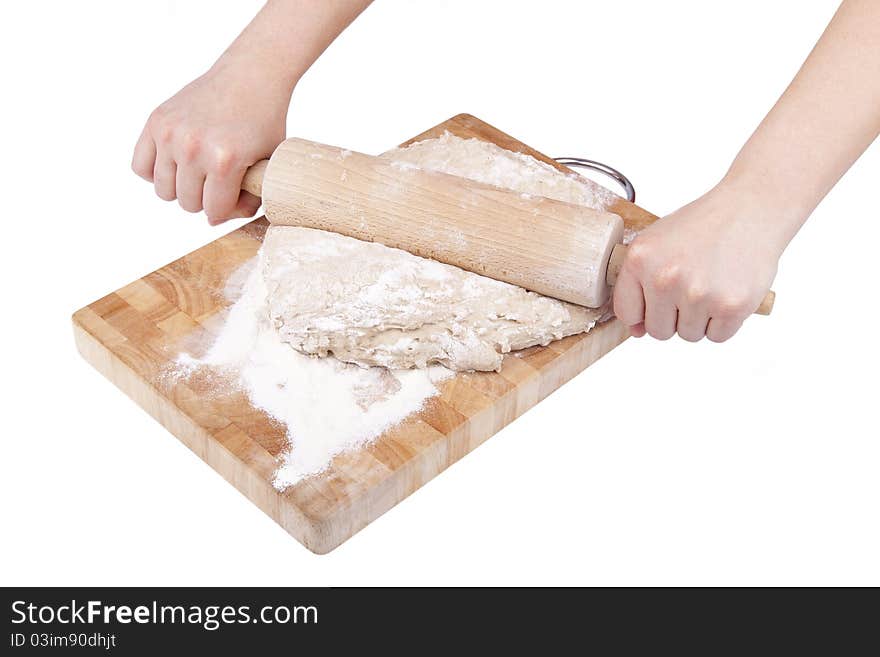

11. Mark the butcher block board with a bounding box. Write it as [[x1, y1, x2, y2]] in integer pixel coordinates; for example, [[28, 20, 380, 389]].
[[72, 114, 658, 553]]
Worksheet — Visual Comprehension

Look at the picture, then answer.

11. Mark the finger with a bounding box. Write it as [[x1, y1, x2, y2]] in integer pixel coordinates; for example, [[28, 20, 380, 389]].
[[207, 192, 263, 226], [234, 191, 262, 218], [706, 316, 744, 343], [676, 308, 711, 342], [203, 170, 247, 223], [131, 127, 157, 181], [176, 166, 205, 213], [643, 289, 678, 340], [628, 322, 646, 338], [153, 156, 177, 201], [612, 266, 646, 329]]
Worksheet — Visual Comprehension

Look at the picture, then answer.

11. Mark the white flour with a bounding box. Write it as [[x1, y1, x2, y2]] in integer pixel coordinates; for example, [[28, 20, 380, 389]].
[[390, 131, 616, 210], [176, 257, 450, 489]]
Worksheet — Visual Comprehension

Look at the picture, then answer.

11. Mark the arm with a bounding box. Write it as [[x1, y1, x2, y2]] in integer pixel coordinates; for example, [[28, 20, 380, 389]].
[[132, 0, 372, 224], [614, 0, 880, 342]]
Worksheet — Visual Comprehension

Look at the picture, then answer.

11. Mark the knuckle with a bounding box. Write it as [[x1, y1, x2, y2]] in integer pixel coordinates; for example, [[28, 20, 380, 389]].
[[713, 294, 750, 319], [158, 124, 175, 145], [149, 112, 173, 143], [179, 131, 201, 162], [650, 265, 681, 293], [210, 146, 238, 175], [624, 240, 650, 271], [685, 283, 709, 305]]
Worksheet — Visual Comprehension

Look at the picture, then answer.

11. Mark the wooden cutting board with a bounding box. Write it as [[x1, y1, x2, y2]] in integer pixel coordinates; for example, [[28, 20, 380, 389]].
[[72, 114, 658, 553]]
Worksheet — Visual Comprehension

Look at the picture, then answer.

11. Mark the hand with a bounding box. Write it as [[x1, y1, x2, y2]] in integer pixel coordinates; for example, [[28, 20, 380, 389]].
[[613, 184, 785, 342], [131, 59, 290, 224]]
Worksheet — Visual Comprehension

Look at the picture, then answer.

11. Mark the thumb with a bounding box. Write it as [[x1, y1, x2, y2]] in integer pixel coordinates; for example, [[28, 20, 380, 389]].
[[612, 265, 646, 335]]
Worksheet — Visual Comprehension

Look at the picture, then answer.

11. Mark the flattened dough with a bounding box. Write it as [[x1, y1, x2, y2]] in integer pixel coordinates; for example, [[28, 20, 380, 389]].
[[262, 133, 615, 372]]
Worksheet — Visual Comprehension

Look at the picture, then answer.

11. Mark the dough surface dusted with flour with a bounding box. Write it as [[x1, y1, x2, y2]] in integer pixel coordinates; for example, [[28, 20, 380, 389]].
[[263, 227, 602, 372], [262, 133, 614, 372]]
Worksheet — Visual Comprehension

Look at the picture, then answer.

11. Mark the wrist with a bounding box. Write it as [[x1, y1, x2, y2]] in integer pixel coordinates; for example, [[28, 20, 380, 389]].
[[209, 47, 300, 101], [713, 170, 810, 255]]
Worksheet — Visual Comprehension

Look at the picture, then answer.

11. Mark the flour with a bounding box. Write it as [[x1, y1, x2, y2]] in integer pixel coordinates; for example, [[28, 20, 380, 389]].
[[387, 131, 616, 210], [176, 257, 450, 489]]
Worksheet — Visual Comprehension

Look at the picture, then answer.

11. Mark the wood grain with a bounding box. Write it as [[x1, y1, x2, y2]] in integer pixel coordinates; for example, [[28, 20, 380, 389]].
[[72, 114, 658, 554], [258, 137, 625, 307]]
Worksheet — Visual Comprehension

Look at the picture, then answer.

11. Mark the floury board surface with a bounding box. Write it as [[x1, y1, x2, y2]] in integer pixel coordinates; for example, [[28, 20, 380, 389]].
[[72, 114, 659, 553]]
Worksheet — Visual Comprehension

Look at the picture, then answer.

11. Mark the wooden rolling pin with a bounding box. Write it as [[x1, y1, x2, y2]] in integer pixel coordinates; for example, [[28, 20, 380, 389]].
[[242, 138, 775, 315]]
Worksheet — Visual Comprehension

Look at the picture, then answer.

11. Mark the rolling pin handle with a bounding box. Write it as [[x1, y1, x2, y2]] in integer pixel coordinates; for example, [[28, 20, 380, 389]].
[[606, 243, 628, 287], [604, 243, 775, 316], [755, 290, 776, 316], [241, 159, 269, 197]]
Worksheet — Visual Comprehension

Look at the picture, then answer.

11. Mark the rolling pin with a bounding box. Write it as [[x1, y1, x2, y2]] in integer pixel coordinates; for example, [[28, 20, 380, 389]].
[[241, 138, 775, 315]]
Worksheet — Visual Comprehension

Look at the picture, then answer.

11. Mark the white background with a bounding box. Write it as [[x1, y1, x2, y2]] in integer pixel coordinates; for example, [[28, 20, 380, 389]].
[[2, 1, 876, 586]]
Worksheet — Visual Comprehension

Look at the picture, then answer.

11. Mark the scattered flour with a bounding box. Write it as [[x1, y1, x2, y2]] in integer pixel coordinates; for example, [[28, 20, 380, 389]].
[[176, 257, 450, 489]]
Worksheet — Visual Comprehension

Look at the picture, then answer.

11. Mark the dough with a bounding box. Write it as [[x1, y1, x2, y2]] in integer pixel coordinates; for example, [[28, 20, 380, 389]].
[[261, 133, 615, 372], [262, 227, 602, 372]]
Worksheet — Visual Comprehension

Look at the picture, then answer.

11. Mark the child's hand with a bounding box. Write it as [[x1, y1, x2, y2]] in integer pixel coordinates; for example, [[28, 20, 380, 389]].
[[613, 184, 784, 342], [132, 61, 289, 224]]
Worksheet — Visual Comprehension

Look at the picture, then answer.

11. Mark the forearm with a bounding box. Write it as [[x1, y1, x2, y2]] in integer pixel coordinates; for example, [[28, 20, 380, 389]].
[[721, 0, 880, 251], [213, 0, 373, 94]]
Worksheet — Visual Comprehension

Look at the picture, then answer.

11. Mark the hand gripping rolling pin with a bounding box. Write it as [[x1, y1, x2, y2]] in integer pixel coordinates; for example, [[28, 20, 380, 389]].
[[241, 138, 775, 315]]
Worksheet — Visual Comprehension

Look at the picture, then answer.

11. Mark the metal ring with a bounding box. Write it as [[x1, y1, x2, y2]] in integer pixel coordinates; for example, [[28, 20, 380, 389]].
[[554, 157, 636, 203]]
